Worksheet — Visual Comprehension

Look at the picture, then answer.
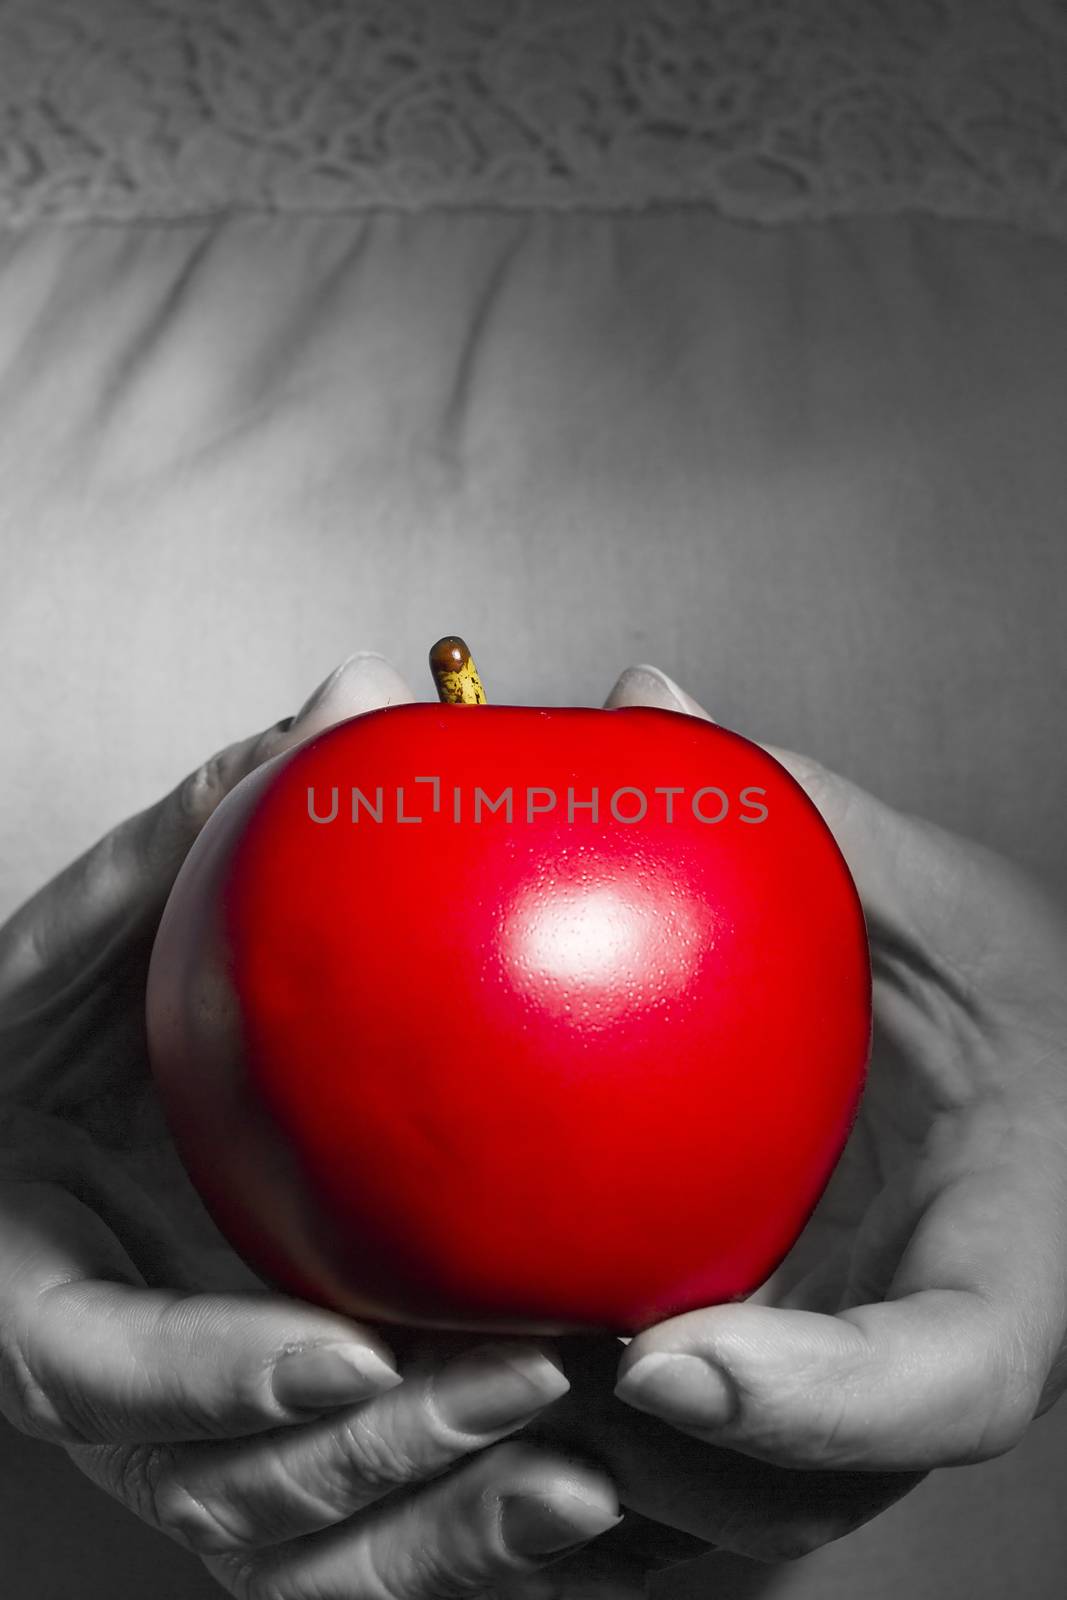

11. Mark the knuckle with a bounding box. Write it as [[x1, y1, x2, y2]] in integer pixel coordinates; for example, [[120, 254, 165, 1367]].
[[254, 718, 295, 761], [105, 1441, 172, 1523], [400, 1540, 477, 1600], [333, 1411, 426, 1491], [177, 755, 228, 830], [236, 1447, 360, 1542], [152, 1479, 259, 1555]]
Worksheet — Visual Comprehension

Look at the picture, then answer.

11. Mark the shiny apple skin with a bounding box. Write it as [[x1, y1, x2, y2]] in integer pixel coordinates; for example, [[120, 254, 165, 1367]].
[[146, 704, 871, 1336]]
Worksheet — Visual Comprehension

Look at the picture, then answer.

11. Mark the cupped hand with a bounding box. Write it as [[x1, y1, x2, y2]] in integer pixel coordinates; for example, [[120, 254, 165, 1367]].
[[551, 662, 1067, 1567], [0, 655, 625, 1600]]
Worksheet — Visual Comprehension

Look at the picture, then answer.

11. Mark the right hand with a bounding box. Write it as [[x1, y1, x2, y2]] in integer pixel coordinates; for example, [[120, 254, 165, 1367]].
[[509, 661, 1067, 1584], [0, 652, 623, 1599]]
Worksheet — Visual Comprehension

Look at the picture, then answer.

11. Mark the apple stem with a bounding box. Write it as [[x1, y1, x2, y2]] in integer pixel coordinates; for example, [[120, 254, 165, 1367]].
[[429, 637, 488, 705]]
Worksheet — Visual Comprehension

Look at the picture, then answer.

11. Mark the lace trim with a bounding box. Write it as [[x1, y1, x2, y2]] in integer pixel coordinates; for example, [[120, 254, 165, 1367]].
[[1, 0, 1066, 234]]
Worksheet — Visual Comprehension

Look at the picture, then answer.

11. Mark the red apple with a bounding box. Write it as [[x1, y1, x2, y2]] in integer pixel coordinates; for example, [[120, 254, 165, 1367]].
[[146, 702, 870, 1335]]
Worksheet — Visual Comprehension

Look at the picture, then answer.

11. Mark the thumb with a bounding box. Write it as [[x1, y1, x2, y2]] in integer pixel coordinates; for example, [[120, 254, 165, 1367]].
[[604, 662, 917, 934], [612, 1269, 1046, 1474]]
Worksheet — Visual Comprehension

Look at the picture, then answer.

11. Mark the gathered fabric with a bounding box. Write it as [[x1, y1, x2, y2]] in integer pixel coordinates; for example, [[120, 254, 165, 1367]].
[[0, 0, 1065, 236]]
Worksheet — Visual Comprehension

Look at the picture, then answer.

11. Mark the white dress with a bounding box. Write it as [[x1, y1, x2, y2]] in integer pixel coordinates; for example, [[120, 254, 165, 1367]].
[[0, 4, 1065, 1598]]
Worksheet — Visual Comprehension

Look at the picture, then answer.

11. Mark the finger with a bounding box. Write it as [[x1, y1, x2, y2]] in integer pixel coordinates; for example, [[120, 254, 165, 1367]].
[[524, 1334, 921, 1562], [130, 1342, 571, 1554], [0, 1181, 403, 1446], [614, 1125, 1067, 1471], [206, 1439, 622, 1600], [603, 663, 717, 723], [0, 652, 414, 996]]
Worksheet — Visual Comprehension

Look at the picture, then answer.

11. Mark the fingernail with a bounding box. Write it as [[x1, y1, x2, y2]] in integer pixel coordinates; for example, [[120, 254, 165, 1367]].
[[614, 1353, 736, 1429], [434, 1342, 570, 1434], [605, 664, 714, 721], [272, 1345, 403, 1410], [499, 1488, 623, 1556]]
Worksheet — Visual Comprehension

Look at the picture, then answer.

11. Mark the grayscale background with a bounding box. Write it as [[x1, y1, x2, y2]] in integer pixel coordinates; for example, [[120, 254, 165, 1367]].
[[1, 2, 1066, 1596]]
